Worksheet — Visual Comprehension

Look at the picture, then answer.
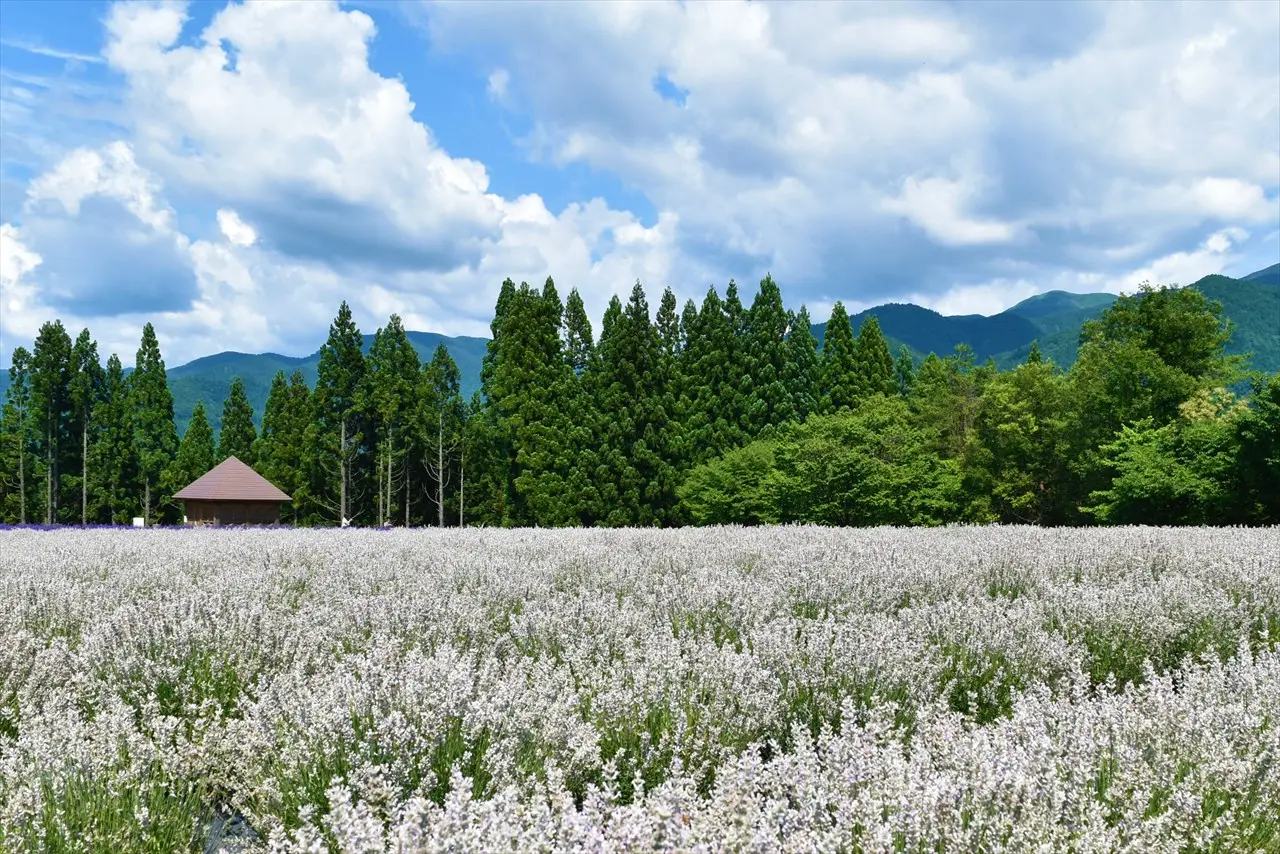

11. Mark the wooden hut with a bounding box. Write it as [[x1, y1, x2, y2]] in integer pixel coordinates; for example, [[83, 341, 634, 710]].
[[173, 457, 291, 526]]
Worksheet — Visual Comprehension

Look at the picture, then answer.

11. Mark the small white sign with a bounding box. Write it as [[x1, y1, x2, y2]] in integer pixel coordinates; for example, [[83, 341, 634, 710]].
[[132, 517, 145, 528]]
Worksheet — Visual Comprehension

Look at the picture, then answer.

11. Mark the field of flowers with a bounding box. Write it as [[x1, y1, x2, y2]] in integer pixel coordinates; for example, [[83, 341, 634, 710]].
[[0, 526, 1278, 853]]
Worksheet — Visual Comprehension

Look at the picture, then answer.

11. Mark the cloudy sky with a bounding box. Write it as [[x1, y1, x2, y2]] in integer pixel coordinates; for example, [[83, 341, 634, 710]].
[[1, 0, 1277, 367]]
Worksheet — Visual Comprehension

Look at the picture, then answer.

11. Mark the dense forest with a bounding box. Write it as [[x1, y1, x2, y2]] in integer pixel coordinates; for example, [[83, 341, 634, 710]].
[[2, 275, 1277, 527]]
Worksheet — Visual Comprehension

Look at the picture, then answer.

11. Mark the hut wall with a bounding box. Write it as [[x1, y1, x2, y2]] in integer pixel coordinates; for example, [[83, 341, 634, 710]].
[[183, 500, 281, 526]]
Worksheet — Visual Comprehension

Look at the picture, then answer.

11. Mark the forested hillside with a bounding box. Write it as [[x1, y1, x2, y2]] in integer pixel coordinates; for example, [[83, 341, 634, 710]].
[[4, 269, 1271, 436], [2, 272, 1277, 528]]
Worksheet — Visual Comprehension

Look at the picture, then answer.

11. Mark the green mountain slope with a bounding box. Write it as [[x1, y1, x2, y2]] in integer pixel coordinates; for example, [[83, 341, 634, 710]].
[[1241, 263, 1279, 287], [168, 332, 487, 435], [811, 303, 1043, 365]]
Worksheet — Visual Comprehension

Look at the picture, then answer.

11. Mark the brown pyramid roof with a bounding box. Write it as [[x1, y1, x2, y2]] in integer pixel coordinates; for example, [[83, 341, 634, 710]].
[[173, 456, 292, 501]]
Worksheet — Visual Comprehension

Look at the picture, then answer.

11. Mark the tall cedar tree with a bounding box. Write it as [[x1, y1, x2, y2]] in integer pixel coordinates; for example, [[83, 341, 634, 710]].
[[564, 289, 597, 375], [90, 354, 137, 523], [494, 278, 581, 525], [130, 323, 178, 525], [557, 287, 605, 524], [473, 278, 519, 524], [254, 370, 312, 524], [68, 330, 104, 524], [593, 282, 680, 526], [218, 377, 257, 464], [683, 287, 742, 465], [1, 348, 34, 523], [30, 320, 73, 523], [820, 302, 859, 413], [168, 402, 217, 501], [784, 307, 821, 421], [420, 344, 465, 527], [655, 287, 687, 473], [364, 314, 420, 525], [745, 274, 795, 432], [853, 315, 896, 398], [309, 302, 367, 525], [722, 280, 752, 436]]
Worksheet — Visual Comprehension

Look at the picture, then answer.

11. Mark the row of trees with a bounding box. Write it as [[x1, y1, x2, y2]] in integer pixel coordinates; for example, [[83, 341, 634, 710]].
[[2, 274, 1276, 527]]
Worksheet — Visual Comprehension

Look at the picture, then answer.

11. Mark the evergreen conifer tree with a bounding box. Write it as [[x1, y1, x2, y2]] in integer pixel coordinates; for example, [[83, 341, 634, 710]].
[[309, 302, 367, 525], [853, 315, 896, 398], [90, 354, 137, 523], [1, 348, 34, 524], [744, 274, 794, 432], [30, 321, 73, 523], [594, 281, 679, 525], [130, 323, 179, 525], [894, 345, 916, 397], [254, 370, 312, 524], [218, 377, 257, 464], [167, 402, 216, 503], [820, 302, 859, 412], [785, 306, 821, 421], [68, 330, 104, 524], [364, 314, 421, 525], [420, 344, 465, 527], [564, 288, 597, 375]]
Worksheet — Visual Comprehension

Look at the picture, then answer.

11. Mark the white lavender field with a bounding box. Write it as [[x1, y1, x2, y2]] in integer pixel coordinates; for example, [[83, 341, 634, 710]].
[[0, 526, 1277, 853]]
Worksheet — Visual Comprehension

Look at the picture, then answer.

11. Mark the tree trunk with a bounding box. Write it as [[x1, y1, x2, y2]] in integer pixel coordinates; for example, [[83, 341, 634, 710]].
[[17, 418, 25, 525], [405, 457, 410, 528], [144, 476, 151, 527], [339, 420, 348, 525], [45, 424, 53, 525], [437, 412, 445, 528], [459, 449, 464, 528], [82, 422, 88, 525]]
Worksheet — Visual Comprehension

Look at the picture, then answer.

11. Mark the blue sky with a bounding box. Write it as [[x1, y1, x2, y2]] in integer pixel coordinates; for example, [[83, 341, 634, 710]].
[[1, 0, 1277, 367]]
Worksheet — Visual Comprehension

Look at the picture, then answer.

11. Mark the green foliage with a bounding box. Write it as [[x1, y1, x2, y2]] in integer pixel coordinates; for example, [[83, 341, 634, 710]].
[[254, 370, 312, 523], [89, 354, 138, 524], [819, 301, 859, 413], [130, 323, 179, 525], [785, 306, 821, 420], [30, 320, 74, 524], [67, 330, 105, 525], [14, 766, 206, 854], [743, 274, 795, 433], [968, 359, 1071, 524], [0, 348, 35, 523], [1235, 373, 1280, 524], [594, 283, 681, 526], [682, 286, 746, 464], [166, 402, 217, 498], [1081, 411, 1241, 525], [4, 264, 1276, 529], [680, 398, 961, 526], [217, 376, 257, 465], [364, 314, 422, 525], [893, 344, 915, 397], [308, 302, 368, 525], [853, 314, 896, 398], [1080, 282, 1239, 385]]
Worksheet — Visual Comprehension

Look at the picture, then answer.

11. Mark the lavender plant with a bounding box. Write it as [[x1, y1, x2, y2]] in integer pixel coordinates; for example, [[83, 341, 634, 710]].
[[0, 526, 1277, 852]]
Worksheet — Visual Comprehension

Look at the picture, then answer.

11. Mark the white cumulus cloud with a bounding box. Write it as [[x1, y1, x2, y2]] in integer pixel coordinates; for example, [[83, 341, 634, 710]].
[[216, 209, 256, 247]]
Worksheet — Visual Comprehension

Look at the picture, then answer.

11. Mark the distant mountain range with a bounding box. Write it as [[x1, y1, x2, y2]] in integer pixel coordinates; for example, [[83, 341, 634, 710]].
[[165, 333, 489, 433], [813, 264, 1279, 377], [2, 265, 1276, 435]]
